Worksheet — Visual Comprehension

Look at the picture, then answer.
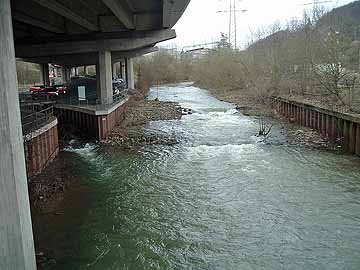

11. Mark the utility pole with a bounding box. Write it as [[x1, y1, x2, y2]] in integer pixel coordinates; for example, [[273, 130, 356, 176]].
[[229, 0, 232, 46], [217, 0, 247, 49], [233, 0, 237, 48]]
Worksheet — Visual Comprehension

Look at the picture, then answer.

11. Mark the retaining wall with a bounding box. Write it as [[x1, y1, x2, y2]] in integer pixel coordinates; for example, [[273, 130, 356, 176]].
[[275, 97, 360, 155], [24, 118, 59, 178], [55, 98, 128, 141]]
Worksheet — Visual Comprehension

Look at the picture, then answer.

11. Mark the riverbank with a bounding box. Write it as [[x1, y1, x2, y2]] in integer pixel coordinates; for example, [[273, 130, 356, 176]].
[[29, 151, 92, 269], [28, 152, 81, 214], [209, 88, 337, 150]]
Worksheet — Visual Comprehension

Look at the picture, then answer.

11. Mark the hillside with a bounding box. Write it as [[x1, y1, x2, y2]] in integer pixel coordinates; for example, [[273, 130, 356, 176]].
[[316, 1, 360, 40], [247, 1, 360, 50]]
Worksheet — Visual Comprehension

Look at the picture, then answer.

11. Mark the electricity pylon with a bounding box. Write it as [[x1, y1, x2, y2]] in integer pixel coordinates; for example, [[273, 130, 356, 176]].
[[217, 0, 247, 49]]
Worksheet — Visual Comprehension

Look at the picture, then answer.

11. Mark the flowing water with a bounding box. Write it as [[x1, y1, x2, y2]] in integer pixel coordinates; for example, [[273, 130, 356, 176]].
[[41, 83, 360, 269]]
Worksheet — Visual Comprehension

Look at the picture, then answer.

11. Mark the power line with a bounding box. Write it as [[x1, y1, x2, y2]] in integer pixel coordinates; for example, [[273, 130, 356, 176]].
[[300, 0, 332, 6], [217, 0, 247, 49]]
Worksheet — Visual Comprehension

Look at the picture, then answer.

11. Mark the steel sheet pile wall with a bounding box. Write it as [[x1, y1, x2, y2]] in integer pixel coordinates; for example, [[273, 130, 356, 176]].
[[96, 103, 126, 140], [24, 120, 59, 178], [55, 102, 126, 141], [275, 98, 360, 155]]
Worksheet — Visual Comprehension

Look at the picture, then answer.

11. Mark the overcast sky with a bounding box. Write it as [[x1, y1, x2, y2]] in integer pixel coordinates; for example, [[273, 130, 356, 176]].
[[163, 0, 356, 49]]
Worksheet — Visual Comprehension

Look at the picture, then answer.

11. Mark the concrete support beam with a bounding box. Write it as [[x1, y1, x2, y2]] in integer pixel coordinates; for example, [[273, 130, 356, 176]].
[[21, 46, 158, 67], [16, 30, 176, 58], [12, 11, 65, 33], [98, 50, 113, 105], [102, 0, 134, 29], [0, 0, 36, 269], [112, 46, 158, 62], [163, 0, 191, 28], [126, 58, 134, 89], [32, 0, 99, 31]]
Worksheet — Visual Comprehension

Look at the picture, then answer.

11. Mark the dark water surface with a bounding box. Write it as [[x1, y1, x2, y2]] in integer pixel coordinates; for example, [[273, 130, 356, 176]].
[[43, 83, 360, 269]]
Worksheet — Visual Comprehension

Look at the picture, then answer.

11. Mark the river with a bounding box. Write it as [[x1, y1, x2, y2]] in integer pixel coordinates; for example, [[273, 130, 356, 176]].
[[39, 83, 360, 269]]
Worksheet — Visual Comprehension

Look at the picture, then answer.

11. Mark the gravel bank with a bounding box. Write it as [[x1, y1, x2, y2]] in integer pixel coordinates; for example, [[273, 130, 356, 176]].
[[103, 100, 182, 148]]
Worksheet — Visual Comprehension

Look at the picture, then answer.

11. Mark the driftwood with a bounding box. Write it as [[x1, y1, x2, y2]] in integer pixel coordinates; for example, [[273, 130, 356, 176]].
[[257, 118, 273, 140]]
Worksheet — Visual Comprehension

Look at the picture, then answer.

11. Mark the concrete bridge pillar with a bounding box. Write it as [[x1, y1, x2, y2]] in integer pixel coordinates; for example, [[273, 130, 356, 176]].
[[61, 66, 67, 84], [112, 62, 118, 79], [65, 67, 71, 81], [0, 0, 37, 269], [70, 67, 77, 77], [97, 50, 113, 105], [121, 61, 126, 80], [41, 63, 50, 86], [126, 58, 134, 89]]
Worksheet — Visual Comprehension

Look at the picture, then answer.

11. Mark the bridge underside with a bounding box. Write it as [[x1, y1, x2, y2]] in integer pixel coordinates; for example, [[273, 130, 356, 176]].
[[1, 0, 190, 269]]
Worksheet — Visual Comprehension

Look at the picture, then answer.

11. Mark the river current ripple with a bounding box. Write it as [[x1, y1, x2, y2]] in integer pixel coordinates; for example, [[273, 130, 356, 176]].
[[59, 83, 360, 270]]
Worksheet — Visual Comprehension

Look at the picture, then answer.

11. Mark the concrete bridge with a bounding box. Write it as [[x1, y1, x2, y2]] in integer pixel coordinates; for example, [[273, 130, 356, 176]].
[[0, 0, 190, 269]]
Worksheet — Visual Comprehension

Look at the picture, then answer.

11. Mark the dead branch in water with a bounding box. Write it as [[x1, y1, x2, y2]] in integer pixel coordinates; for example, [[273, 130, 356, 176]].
[[257, 118, 273, 139]]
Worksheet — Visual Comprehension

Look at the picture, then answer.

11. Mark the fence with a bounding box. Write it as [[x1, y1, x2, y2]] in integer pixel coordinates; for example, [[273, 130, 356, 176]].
[[56, 91, 128, 111], [21, 105, 54, 136]]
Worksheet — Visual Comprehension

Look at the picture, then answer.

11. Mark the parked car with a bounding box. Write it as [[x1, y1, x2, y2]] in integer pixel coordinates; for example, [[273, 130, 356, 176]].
[[29, 85, 68, 99], [112, 78, 127, 95]]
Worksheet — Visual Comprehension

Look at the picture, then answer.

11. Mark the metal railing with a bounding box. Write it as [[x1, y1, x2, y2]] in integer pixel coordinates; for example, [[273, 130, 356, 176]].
[[21, 105, 54, 136], [56, 90, 129, 110]]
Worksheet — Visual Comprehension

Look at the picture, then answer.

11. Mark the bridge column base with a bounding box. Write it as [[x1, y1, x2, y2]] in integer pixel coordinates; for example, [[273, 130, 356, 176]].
[[0, 0, 37, 269]]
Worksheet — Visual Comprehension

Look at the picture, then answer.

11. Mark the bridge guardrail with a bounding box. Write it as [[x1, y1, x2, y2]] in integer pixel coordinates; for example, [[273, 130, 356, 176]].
[[56, 90, 128, 110], [21, 105, 54, 137]]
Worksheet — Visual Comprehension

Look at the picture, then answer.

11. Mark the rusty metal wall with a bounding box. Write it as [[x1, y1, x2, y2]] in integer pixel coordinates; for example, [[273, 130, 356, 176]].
[[55, 102, 127, 141], [275, 98, 360, 156], [24, 124, 59, 179]]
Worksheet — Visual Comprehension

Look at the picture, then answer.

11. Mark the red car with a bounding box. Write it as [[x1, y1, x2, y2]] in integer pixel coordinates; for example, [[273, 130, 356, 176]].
[[29, 85, 67, 99]]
